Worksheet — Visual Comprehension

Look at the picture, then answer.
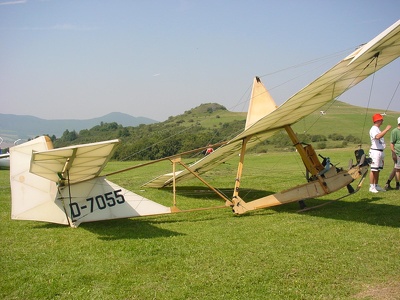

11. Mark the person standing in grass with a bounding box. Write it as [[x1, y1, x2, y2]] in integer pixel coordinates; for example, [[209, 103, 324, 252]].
[[369, 113, 391, 193], [384, 117, 400, 190]]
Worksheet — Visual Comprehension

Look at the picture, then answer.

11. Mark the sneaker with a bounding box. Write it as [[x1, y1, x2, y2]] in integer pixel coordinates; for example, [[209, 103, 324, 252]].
[[384, 183, 392, 190], [396, 185, 400, 190], [369, 186, 379, 193], [375, 185, 386, 192]]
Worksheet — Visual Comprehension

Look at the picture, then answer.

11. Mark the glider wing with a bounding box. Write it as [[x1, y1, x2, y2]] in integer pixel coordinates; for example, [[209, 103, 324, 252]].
[[233, 19, 400, 142], [144, 19, 400, 188]]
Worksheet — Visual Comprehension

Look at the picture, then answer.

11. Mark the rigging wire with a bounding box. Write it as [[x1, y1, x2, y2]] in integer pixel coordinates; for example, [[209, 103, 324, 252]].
[[258, 48, 352, 78], [384, 80, 400, 114], [360, 54, 380, 145], [120, 47, 369, 165], [300, 53, 381, 143], [121, 124, 199, 161], [226, 49, 352, 114]]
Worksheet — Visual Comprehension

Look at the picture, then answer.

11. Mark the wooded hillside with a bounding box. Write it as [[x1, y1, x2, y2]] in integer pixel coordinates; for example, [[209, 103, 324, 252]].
[[51, 101, 399, 161]]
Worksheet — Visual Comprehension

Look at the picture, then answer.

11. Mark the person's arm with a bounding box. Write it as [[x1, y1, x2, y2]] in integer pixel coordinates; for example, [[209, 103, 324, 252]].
[[375, 125, 392, 139]]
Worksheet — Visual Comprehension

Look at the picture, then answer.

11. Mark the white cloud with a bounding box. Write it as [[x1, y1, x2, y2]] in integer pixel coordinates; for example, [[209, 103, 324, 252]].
[[0, 0, 27, 5]]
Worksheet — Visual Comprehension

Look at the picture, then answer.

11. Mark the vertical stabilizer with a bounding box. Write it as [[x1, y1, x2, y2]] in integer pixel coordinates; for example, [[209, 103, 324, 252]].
[[10, 136, 68, 225], [245, 77, 278, 130]]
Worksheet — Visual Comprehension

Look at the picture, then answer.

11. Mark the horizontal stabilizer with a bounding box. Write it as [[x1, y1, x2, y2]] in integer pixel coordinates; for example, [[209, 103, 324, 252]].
[[30, 139, 120, 184]]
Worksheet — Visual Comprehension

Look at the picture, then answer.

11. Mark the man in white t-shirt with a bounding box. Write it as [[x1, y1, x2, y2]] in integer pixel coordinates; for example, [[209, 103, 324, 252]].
[[369, 113, 391, 193]]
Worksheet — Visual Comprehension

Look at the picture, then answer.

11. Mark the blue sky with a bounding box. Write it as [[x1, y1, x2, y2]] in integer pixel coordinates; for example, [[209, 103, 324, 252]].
[[1, 0, 399, 121]]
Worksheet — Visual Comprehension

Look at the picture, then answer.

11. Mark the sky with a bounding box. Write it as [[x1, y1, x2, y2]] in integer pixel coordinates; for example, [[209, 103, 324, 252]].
[[1, 0, 399, 122]]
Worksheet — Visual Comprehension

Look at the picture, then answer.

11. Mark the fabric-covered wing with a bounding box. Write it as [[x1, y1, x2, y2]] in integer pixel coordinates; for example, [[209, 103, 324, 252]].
[[232, 19, 400, 142], [143, 20, 400, 188], [30, 139, 120, 184]]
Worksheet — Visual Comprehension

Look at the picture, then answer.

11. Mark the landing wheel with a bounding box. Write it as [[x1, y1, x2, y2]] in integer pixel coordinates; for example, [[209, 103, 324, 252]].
[[298, 200, 307, 209]]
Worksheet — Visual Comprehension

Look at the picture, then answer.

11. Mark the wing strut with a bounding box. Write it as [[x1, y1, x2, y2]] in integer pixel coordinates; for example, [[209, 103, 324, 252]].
[[284, 125, 330, 194], [58, 169, 74, 227], [171, 157, 180, 212], [232, 136, 252, 203]]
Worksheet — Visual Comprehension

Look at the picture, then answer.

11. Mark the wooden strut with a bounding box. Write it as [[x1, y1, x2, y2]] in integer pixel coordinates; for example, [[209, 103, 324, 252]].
[[284, 125, 330, 194], [171, 157, 179, 212], [59, 169, 74, 227], [232, 136, 251, 202]]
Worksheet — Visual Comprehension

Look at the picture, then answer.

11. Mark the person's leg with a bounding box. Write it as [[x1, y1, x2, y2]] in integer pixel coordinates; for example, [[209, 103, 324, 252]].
[[395, 169, 400, 190], [369, 150, 381, 192], [395, 155, 400, 190], [369, 170, 379, 192], [385, 168, 396, 190]]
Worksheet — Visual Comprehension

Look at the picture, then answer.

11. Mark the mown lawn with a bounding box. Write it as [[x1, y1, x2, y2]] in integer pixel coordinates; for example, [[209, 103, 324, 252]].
[[1, 148, 399, 299]]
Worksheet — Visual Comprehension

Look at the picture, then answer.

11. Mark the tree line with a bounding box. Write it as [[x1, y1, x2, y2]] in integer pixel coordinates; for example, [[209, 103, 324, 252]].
[[51, 121, 362, 161]]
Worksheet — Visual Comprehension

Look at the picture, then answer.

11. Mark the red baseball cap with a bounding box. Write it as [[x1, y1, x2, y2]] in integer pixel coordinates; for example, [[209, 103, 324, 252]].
[[372, 113, 383, 123]]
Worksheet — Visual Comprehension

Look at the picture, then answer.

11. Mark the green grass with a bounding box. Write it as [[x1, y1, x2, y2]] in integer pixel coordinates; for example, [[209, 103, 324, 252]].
[[1, 148, 400, 299]]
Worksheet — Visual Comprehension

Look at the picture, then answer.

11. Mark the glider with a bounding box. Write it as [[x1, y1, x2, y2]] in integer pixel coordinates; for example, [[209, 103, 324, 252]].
[[9, 19, 400, 227], [0, 136, 10, 170], [10, 137, 171, 227], [0, 153, 10, 170]]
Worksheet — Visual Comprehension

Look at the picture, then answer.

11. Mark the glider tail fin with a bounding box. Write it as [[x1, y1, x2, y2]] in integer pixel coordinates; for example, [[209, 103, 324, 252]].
[[245, 76, 278, 130]]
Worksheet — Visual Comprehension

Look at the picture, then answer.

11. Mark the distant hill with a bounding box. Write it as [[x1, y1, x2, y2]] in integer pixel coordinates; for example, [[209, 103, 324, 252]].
[[0, 112, 158, 147]]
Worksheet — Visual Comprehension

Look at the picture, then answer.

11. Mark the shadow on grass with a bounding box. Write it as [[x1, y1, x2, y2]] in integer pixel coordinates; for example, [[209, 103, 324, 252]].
[[154, 185, 400, 228], [84, 218, 186, 240], [33, 217, 185, 240], [177, 185, 400, 228], [269, 195, 400, 228]]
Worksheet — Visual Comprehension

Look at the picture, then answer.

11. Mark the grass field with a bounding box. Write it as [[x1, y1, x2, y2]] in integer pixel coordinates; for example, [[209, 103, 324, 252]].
[[1, 148, 399, 299]]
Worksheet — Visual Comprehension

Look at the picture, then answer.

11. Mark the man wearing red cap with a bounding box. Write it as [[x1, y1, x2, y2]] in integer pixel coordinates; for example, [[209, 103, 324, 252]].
[[369, 113, 392, 193]]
